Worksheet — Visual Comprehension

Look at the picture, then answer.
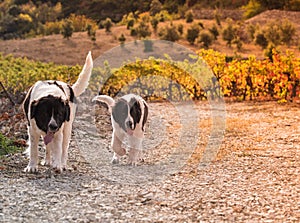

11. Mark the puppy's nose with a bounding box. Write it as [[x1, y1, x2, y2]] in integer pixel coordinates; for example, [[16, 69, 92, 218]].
[[126, 120, 133, 129], [48, 122, 58, 132]]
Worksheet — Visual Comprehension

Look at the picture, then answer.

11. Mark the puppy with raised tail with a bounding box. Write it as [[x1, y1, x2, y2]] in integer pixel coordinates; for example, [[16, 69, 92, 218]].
[[93, 94, 148, 165], [23, 52, 93, 173]]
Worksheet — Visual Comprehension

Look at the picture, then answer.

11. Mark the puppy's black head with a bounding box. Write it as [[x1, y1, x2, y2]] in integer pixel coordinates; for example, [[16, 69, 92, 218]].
[[30, 95, 70, 133], [112, 97, 142, 133], [129, 97, 142, 129], [112, 99, 128, 132]]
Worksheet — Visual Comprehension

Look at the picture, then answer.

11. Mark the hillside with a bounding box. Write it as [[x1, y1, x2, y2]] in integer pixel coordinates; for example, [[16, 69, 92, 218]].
[[246, 10, 300, 34], [0, 10, 299, 65]]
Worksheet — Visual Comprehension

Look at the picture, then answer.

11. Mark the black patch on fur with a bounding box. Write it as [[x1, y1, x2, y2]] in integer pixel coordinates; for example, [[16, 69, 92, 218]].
[[142, 102, 148, 131], [67, 85, 76, 103], [48, 81, 65, 94], [30, 95, 70, 133], [129, 98, 142, 129], [112, 99, 128, 132], [23, 87, 33, 125]]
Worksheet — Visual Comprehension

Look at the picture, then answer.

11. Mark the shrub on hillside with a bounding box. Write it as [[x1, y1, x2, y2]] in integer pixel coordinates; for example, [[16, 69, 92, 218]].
[[68, 14, 97, 32], [257, 20, 296, 47], [198, 30, 214, 49], [246, 23, 258, 41], [127, 18, 135, 29], [139, 13, 151, 23], [61, 19, 74, 39], [130, 27, 138, 36], [233, 37, 243, 51], [214, 9, 222, 26], [149, 0, 163, 16], [136, 21, 152, 39], [255, 32, 268, 49], [158, 24, 180, 42], [264, 21, 281, 46], [177, 23, 184, 35], [222, 21, 236, 47], [254, 32, 268, 49], [154, 10, 174, 22], [242, 0, 264, 19], [185, 10, 194, 23], [279, 19, 296, 46], [87, 23, 97, 42], [150, 17, 159, 33], [264, 43, 276, 61], [118, 33, 126, 44], [178, 4, 189, 19], [186, 23, 200, 45], [208, 24, 219, 40], [101, 18, 113, 33], [44, 21, 62, 35]]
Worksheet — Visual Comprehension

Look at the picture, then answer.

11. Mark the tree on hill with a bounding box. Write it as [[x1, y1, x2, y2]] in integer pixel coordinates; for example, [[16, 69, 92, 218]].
[[136, 20, 152, 39], [87, 23, 97, 42], [256, 0, 286, 10], [149, 0, 162, 16], [102, 18, 113, 33], [158, 23, 180, 42], [62, 19, 73, 39], [222, 22, 236, 47], [186, 23, 200, 45], [199, 30, 214, 49]]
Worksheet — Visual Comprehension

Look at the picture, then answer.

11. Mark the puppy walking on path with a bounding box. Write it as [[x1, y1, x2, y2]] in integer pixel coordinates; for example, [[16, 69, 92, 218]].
[[23, 52, 93, 173], [93, 94, 148, 165]]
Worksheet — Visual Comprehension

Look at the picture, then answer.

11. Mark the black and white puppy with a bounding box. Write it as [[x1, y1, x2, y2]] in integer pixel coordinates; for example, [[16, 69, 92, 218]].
[[92, 94, 148, 165], [23, 52, 93, 172]]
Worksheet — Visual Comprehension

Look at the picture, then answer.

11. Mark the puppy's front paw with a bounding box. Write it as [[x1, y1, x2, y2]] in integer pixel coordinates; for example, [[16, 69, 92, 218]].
[[111, 152, 120, 164], [128, 160, 138, 166], [41, 159, 51, 166], [61, 160, 68, 171], [111, 157, 119, 164], [52, 166, 62, 173], [51, 161, 62, 173], [128, 148, 140, 166], [24, 165, 38, 173]]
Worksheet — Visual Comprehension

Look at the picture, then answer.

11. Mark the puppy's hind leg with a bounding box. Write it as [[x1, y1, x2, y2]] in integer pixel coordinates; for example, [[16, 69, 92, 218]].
[[111, 131, 126, 164], [24, 127, 40, 173]]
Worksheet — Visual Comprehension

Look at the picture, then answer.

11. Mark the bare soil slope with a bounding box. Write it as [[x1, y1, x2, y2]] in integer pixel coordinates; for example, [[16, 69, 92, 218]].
[[0, 10, 299, 65]]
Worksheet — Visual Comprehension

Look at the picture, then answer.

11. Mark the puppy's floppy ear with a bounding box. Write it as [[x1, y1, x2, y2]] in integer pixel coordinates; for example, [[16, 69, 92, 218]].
[[142, 102, 148, 131], [64, 101, 71, 122], [30, 100, 39, 119], [129, 98, 142, 128], [23, 87, 33, 124], [112, 99, 128, 132]]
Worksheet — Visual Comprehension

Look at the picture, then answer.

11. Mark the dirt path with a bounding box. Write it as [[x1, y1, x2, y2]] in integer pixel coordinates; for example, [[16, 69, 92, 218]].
[[0, 100, 300, 222]]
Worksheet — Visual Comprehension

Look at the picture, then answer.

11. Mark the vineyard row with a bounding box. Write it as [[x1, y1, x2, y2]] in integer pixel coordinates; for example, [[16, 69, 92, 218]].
[[0, 49, 299, 102]]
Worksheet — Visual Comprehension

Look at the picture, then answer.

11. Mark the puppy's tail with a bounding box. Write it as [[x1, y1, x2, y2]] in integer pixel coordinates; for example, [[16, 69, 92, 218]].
[[92, 95, 115, 113], [72, 51, 93, 97]]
